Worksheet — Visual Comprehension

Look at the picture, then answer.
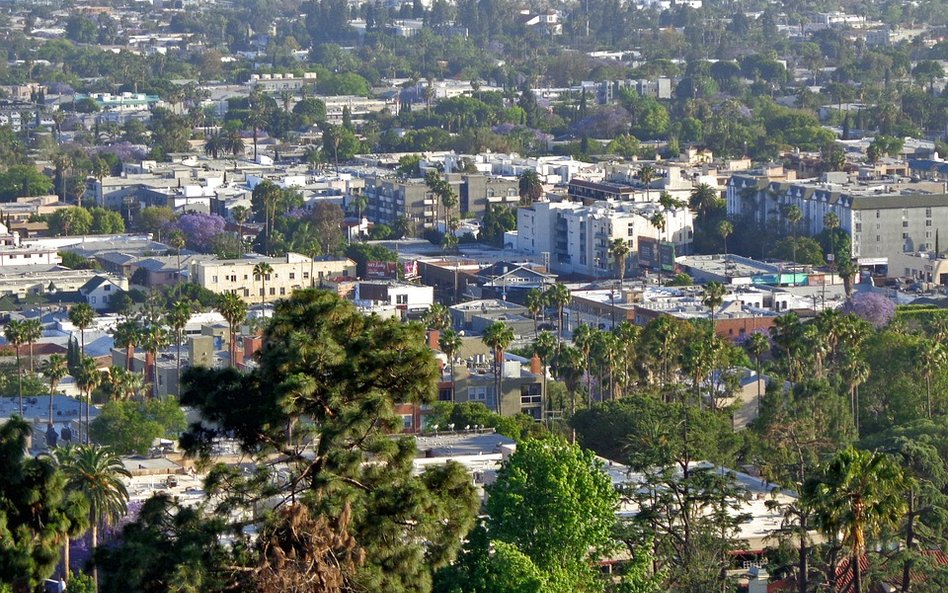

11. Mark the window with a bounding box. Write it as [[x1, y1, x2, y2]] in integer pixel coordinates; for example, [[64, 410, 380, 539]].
[[401, 415, 413, 430], [279, 287, 286, 295], [289, 273, 295, 280], [303, 272, 309, 279], [396, 294, 408, 305], [468, 387, 488, 401], [926, 208, 933, 217], [903, 232, 909, 239], [104, 284, 111, 291], [926, 219, 933, 226], [269, 287, 275, 295], [212, 276, 218, 283], [90, 297, 96, 304], [876, 210, 881, 218], [520, 383, 542, 405], [903, 220, 909, 228], [855, 223, 862, 232]]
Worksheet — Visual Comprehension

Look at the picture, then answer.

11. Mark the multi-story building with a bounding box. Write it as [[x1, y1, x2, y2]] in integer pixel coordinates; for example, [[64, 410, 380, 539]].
[[727, 168, 948, 263], [193, 253, 356, 303], [516, 199, 693, 277], [363, 174, 519, 234]]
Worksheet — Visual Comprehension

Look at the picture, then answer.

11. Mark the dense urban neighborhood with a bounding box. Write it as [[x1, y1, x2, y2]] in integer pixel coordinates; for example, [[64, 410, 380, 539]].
[[0, 0, 947, 591]]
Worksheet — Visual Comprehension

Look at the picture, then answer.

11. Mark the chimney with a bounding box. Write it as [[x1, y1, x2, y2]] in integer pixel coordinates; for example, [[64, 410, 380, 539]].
[[243, 335, 263, 360], [428, 329, 440, 350], [530, 353, 542, 375]]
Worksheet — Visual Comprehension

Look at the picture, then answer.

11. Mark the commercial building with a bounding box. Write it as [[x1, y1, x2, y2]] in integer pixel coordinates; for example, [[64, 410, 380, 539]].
[[193, 253, 356, 303]]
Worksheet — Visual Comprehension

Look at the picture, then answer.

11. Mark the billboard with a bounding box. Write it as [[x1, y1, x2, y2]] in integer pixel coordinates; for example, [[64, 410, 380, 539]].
[[402, 260, 419, 279], [638, 237, 675, 271], [366, 261, 397, 279]]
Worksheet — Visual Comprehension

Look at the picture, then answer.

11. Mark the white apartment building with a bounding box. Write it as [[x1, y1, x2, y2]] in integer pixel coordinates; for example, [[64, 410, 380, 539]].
[[193, 253, 356, 303], [516, 200, 693, 277]]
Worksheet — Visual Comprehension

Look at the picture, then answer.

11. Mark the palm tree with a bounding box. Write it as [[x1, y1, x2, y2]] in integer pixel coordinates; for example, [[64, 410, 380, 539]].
[[107, 366, 144, 402], [166, 301, 191, 397], [21, 318, 42, 374], [545, 283, 571, 343], [203, 131, 226, 159], [702, 281, 726, 329], [439, 329, 462, 402], [772, 313, 804, 385], [689, 183, 722, 220], [223, 129, 245, 158], [253, 262, 274, 306], [718, 219, 734, 259], [824, 211, 840, 233], [217, 292, 248, 368], [525, 288, 546, 336], [75, 356, 102, 444], [803, 447, 908, 593], [168, 231, 186, 297], [43, 354, 68, 426], [68, 303, 95, 356], [610, 238, 630, 289], [56, 444, 131, 592], [573, 324, 596, 404], [785, 205, 804, 262], [518, 169, 543, 205], [638, 164, 656, 201], [554, 343, 586, 442], [482, 321, 514, 416], [915, 340, 943, 419], [532, 331, 557, 415], [423, 303, 451, 332], [4, 319, 25, 416], [744, 332, 769, 415], [112, 318, 142, 372], [140, 323, 170, 399]]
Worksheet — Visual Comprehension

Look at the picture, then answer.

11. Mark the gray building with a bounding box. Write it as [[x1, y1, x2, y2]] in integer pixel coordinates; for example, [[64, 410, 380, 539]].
[[727, 170, 948, 263], [363, 174, 519, 234]]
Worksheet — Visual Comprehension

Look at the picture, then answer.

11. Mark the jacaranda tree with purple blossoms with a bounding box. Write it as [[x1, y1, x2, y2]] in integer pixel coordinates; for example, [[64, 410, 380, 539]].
[[173, 213, 227, 253], [843, 292, 896, 328]]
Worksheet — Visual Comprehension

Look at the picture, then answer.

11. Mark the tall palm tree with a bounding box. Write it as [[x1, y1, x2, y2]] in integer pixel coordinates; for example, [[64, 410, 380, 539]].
[[112, 318, 142, 372], [573, 324, 596, 403], [217, 292, 248, 368], [803, 447, 908, 593], [544, 283, 571, 343], [166, 301, 191, 397], [22, 318, 42, 374], [4, 319, 25, 416], [232, 205, 249, 255], [107, 366, 144, 402], [532, 331, 557, 416], [68, 303, 95, 356], [140, 324, 170, 399], [744, 332, 769, 415], [482, 321, 514, 416], [525, 288, 546, 336], [75, 356, 102, 444], [56, 444, 131, 592], [785, 205, 804, 263], [518, 169, 543, 205], [689, 183, 721, 220], [554, 343, 586, 442], [203, 131, 226, 159], [702, 281, 726, 329], [718, 219, 734, 259], [43, 354, 68, 426], [438, 329, 462, 402], [253, 262, 274, 306], [916, 340, 945, 419], [168, 230, 186, 297], [610, 238, 630, 288], [638, 164, 656, 202], [772, 313, 804, 385]]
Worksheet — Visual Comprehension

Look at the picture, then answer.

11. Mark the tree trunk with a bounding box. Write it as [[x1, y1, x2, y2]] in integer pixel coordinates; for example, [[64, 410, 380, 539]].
[[176, 333, 182, 397], [798, 534, 808, 593], [852, 552, 862, 593], [901, 495, 916, 593], [92, 522, 98, 593], [16, 350, 22, 416], [63, 538, 70, 583], [86, 392, 91, 444], [125, 344, 133, 371]]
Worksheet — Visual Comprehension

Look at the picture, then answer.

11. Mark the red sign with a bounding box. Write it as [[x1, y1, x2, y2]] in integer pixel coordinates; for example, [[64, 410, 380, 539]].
[[366, 261, 397, 278]]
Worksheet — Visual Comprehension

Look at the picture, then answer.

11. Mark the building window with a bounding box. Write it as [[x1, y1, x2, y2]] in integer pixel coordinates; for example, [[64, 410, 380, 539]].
[[468, 387, 487, 401], [269, 287, 275, 295], [855, 223, 862, 232], [212, 276, 218, 283], [926, 208, 932, 217], [903, 220, 909, 228], [876, 210, 881, 218], [396, 294, 408, 305], [926, 220, 933, 226], [401, 415, 413, 430], [90, 297, 96, 304], [289, 273, 295, 280], [280, 287, 286, 295], [104, 284, 111, 291], [303, 272, 309, 279]]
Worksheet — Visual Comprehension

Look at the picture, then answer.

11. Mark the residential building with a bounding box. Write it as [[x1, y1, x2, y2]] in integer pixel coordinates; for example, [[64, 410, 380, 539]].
[[515, 199, 693, 277], [450, 350, 545, 419], [0, 244, 60, 267], [78, 275, 131, 311], [0, 267, 116, 300], [0, 195, 70, 224], [630, 287, 778, 340], [727, 168, 948, 263], [193, 253, 356, 303]]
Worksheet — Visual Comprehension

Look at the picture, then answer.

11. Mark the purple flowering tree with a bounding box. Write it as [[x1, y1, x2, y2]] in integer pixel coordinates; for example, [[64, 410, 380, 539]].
[[173, 213, 226, 253], [842, 292, 896, 328]]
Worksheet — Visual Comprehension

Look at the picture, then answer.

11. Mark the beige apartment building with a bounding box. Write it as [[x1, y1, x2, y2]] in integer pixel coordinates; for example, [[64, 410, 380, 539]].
[[193, 252, 356, 303]]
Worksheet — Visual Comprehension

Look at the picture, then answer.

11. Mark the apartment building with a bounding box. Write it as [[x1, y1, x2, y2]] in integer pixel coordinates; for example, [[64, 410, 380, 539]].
[[194, 253, 356, 303], [516, 199, 693, 277], [363, 174, 519, 234], [727, 168, 948, 263]]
